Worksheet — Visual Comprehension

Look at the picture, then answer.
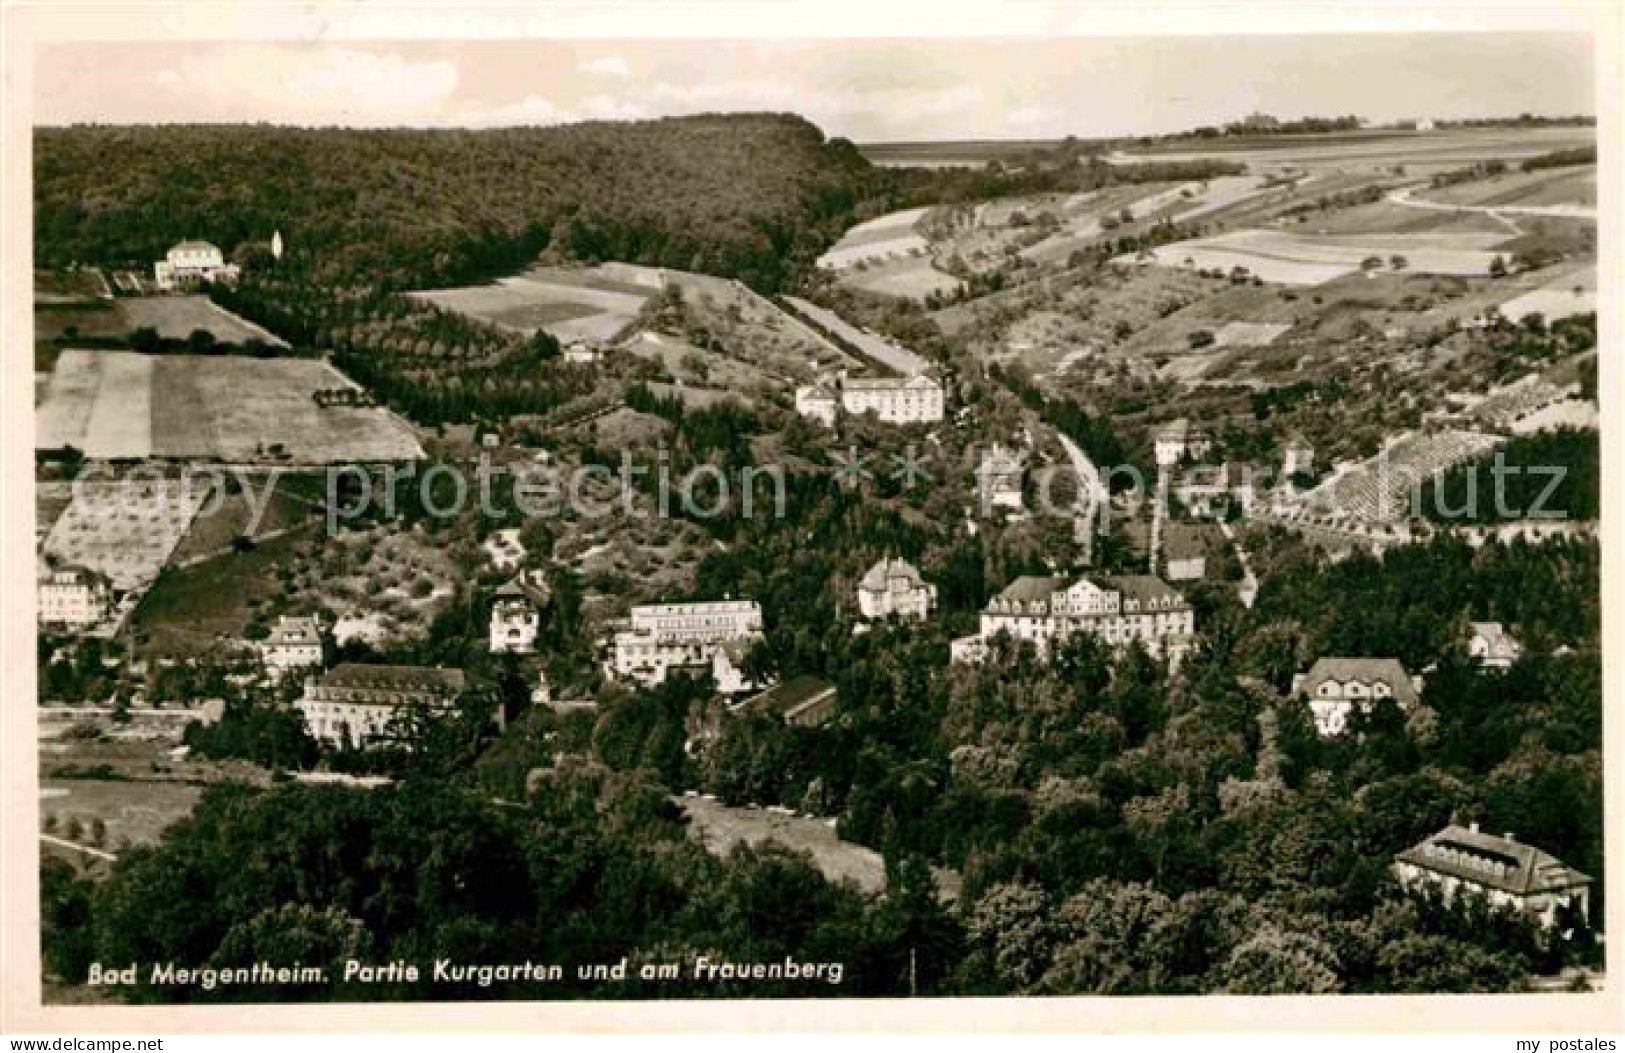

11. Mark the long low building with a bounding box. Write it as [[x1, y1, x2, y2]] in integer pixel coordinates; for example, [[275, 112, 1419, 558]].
[[840, 374, 945, 425], [295, 663, 468, 749], [952, 573, 1195, 662], [794, 373, 946, 426]]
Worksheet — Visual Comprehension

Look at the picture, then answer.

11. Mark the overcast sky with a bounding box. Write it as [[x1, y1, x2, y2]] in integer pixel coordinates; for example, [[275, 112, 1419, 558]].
[[33, 34, 1594, 140]]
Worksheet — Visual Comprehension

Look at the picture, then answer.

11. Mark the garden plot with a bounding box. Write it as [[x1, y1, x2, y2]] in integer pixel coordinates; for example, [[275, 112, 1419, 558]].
[[1303, 429, 1502, 522], [36, 350, 423, 464], [44, 476, 207, 592], [1121, 229, 1508, 285]]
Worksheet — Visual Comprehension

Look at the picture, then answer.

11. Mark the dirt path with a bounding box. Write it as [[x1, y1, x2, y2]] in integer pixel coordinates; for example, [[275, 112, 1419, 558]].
[[1387, 185, 1596, 223], [40, 833, 118, 862]]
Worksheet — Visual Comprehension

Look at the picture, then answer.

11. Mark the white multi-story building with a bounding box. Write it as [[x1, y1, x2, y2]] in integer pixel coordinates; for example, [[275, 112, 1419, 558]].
[[37, 565, 111, 629], [1393, 823, 1591, 929], [952, 573, 1195, 662], [295, 664, 467, 750], [794, 382, 839, 428], [1467, 621, 1523, 669], [840, 374, 945, 425], [857, 557, 936, 621], [154, 240, 241, 290], [259, 614, 325, 677], [977, 445, 1026, 511], [1292, 656, 1421, 737], [1152, 418, 1212, 467], [489, 570, 550, 654], [611, 599, 765, 692], [1282, 434, 1315, 478]]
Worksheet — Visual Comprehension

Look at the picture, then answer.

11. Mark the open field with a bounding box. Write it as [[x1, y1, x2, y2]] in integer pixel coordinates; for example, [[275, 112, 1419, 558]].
[[35, 268, 111, 304], [1112, 126, 1596, 174], [1422, 166, 1596, 210], [1016, 183, 1185, 265], [35, 295, 286, 348], [857, 140, 1092, 167], [166, 474, 325, 565], [119, 296, 288, 346], [839, 254, 965, 300], [41, 779, 203, 853], [660, 268, 862, 377], [1122, 228, 1509, 285], [410, 264, 658, 345], [628, 331, 773, 396], [1169, 174, 1275, 223], [1498, 262, 1597, 324], [1212, 321, 1291, 347], [815, 206, 966, 301], [37, 350, 424, 463], [680, 795, 886, 893], [815, 206, 933, 269]]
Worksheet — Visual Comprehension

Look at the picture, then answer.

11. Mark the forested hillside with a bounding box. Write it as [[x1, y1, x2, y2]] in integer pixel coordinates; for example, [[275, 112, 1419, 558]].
[[35, 115, 879, 292]]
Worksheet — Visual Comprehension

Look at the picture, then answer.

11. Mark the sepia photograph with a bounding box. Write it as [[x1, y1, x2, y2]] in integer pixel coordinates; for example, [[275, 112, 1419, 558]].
[[2, 0, 1620, 1037]]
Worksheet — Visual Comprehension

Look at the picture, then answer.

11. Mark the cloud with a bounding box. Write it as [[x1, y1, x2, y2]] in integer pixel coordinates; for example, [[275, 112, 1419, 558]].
[[127, 46, 460, 126], [579, 55, 631, 78], [457, 92, 651, 128]]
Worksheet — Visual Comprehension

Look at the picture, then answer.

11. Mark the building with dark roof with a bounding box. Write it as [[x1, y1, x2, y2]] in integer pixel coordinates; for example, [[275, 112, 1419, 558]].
[[1393, 822, 1592, 928], [296, 663, 468, 749], [1467, 621, 1523, 669], [733, 675, 839, 728], [857, 556, 936, 620], [259, 614, 326, 676], [951, 572, 1195, 663], [1293, 656, 1421, 736]]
